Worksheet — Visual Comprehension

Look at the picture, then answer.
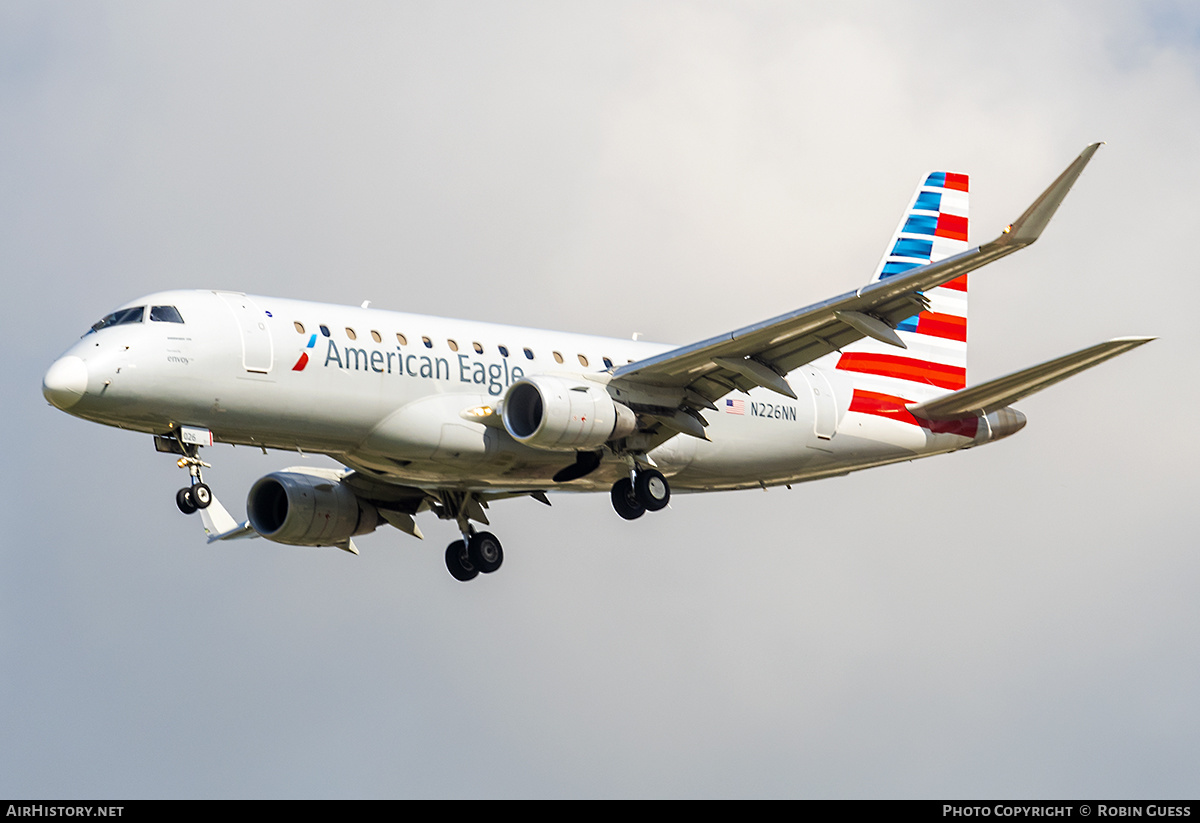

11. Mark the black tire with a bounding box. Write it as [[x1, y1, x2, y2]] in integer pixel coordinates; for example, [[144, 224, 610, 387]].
[[176, 487, 198, 515], [610, 478, 645, 520], [445, 540, 478, 582], [468, 531, 504, 574], [635, 469, 670, 511], [191, 483, 213, 509]]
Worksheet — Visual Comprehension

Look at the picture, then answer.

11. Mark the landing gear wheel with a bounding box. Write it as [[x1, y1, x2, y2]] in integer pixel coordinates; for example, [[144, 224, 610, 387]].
[[176, 487, 198, 515], [611, 478, 645, 520], [468, 531, 504, 574], [191, 483, 213, 509], [635, 469, 670, 511], [445, 540, 479, 582]]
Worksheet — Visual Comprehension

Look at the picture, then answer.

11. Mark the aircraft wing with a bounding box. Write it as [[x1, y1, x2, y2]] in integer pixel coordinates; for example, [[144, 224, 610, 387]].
[[610, 144, 1102, 411]]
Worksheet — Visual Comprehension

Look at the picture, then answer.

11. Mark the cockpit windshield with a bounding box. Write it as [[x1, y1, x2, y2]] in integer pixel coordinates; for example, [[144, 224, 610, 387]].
[[150, 305, 184, 323], [85, 305, 185, 336], [88, 306, 144, 334]]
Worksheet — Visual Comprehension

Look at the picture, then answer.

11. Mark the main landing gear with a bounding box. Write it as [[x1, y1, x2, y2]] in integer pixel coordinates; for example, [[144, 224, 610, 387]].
[[444, 530, 504, 582], [437, 491, 505, 582], [610, 467, 670, 521]]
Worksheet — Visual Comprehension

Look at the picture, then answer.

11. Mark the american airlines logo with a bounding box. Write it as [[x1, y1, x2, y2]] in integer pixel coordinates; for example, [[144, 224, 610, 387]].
[[291, 334, 317, 370]]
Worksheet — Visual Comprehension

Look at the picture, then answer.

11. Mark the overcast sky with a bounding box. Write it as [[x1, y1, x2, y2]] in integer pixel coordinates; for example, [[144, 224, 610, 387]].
[[3, 1, 1198, 799]]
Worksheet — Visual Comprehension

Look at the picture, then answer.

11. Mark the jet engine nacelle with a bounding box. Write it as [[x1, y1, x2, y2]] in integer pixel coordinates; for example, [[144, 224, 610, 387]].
[[246, 469, 379, 547], [502, 375, 637, 451]]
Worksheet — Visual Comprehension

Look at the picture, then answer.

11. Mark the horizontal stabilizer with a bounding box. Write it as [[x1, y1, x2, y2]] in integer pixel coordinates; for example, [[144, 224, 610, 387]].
[[907, 336, 1154, 421]]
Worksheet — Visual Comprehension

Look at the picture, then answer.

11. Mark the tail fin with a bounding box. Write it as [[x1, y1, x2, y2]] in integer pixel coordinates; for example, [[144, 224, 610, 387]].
[[837, 171, 970, 403]]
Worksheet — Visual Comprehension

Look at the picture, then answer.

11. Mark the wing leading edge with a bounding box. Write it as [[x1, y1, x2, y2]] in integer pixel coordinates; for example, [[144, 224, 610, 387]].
[[610, 143, 1104, 411]]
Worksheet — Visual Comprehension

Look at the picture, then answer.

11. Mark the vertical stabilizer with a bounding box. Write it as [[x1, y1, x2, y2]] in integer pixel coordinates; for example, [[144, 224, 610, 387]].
[[838, 171, 970, 408]]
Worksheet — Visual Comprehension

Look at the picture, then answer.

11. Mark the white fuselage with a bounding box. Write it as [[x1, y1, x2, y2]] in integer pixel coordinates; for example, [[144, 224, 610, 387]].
[[46, 289, 980, 494]]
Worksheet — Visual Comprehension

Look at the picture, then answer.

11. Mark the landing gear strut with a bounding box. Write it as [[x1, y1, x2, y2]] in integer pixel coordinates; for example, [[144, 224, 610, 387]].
[[611, 467, 671, 520]]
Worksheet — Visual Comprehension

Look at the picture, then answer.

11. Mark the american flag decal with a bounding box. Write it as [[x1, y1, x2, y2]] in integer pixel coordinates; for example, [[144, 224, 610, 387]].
[[725, 398, 745, 415]]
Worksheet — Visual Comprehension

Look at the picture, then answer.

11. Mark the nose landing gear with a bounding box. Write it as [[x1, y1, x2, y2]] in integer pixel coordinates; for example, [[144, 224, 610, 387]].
[[174, 458, 213, 515], [168, 437, 213, 515], [175, 483, 213, 514]]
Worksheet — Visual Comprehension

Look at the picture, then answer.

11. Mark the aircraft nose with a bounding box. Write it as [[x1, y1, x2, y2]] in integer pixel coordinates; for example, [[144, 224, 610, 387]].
[[43, 355, 89, 410]]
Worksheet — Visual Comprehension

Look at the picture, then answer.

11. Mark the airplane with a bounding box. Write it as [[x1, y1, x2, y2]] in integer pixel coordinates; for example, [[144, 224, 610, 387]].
[[42, 143, 1152, 581]]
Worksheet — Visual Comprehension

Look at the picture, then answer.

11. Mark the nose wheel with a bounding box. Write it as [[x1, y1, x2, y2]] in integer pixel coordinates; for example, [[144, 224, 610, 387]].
[[170, 437, 214, 516], [175, 483, 213, 514]]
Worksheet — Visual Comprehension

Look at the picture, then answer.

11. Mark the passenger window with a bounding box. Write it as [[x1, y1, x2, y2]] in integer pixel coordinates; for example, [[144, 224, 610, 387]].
[[346, 327, 357, 340], [422, 336, 433, 349], [371, 330, 382, 343], [577, 354, 588, 367], [447, 339, 459, 352], [150, 306, 185, 323], [294, 322, 305, 334], [553, 351, 564, 364], [396, 333, 407, 346], [320, 325, 331, 337], [524, 347, 534, 360], [603, 357, 613, 369], [473, 342, 484, 354], [499, 345, 509, 358]]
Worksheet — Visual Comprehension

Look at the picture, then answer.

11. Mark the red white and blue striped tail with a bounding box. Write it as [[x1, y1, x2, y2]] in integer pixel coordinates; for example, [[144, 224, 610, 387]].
[[837, 171, 970, 408]]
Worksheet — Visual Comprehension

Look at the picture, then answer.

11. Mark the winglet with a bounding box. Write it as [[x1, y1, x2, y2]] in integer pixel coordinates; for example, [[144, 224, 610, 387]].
[[997, 142, 1103, 247]]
